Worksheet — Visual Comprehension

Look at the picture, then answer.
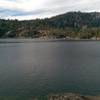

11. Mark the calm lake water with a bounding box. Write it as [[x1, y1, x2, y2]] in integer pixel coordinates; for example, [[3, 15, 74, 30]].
[[0, 39, 100, 96]]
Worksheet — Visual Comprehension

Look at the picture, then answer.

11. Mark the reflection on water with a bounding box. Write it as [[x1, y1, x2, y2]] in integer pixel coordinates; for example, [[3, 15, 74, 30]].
[[0, 40, 100, 96]]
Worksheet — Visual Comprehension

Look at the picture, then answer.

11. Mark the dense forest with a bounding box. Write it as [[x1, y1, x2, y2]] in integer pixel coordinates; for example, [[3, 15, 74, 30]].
[[1, 11, 100, 39]]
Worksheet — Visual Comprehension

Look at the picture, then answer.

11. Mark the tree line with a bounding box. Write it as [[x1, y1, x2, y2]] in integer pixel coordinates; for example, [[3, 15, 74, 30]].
[[0, 12, 100, 39]]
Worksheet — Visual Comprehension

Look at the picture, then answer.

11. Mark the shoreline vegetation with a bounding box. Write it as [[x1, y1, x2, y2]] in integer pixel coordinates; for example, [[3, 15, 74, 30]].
[[1, 12, 100, 39]]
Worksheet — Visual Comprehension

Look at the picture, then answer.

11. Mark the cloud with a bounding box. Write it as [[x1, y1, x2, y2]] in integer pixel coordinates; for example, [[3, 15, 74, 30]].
[[0, 0, 100, 20]]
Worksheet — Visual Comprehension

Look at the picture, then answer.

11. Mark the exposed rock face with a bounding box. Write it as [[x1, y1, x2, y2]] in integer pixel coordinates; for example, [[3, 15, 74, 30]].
[[48, 93, 90, 100]]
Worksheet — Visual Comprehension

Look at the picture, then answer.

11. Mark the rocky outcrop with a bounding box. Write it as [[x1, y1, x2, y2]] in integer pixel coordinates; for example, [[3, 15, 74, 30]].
[[48, 93, 89, 100]]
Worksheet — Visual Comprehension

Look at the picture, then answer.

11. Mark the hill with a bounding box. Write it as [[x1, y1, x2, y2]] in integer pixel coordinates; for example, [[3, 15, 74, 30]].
[[0, 12, 100, 39]]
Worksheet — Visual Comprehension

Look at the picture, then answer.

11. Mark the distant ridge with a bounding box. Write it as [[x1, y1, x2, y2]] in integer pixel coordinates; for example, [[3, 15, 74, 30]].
[[48, 11, 100, 28], [0, 11, 100, 39]]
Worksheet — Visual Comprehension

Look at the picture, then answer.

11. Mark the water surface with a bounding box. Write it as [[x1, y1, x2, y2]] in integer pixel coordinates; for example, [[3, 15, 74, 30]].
[[0, 39, 100, 96]]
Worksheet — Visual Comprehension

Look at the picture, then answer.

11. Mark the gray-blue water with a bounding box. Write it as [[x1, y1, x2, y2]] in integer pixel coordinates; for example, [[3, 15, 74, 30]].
[[0, 39, 100, 96]]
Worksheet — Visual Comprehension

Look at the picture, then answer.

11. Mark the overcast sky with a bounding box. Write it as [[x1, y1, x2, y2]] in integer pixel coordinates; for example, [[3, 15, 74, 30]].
[[0, 0, 100, 20]]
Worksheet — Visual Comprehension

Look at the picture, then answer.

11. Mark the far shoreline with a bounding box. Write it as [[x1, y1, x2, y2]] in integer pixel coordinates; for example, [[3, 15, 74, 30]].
[[0, 38, 100, 43]]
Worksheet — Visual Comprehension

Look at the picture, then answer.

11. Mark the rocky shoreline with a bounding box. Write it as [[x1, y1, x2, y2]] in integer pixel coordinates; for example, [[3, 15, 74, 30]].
[[47, 93, 100, 100]]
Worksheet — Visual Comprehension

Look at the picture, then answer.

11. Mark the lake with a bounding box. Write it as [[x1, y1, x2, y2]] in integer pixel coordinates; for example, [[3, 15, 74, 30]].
[[0, 39, 100, 97]]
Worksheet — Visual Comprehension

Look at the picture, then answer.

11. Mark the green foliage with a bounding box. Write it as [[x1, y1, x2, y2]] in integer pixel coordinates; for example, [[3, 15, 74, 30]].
[[0, 12, 100, 39]]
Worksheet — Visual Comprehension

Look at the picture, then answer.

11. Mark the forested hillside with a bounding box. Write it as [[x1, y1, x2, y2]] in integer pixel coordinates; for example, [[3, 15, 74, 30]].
[[1, 12, 100, 39]]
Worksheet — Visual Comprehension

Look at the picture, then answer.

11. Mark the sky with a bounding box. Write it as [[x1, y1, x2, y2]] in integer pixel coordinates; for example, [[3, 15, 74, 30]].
[[0, 0, 100, 20]]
